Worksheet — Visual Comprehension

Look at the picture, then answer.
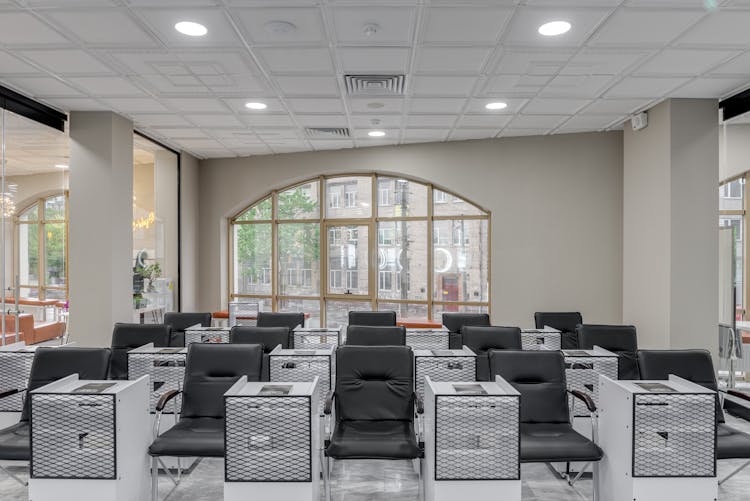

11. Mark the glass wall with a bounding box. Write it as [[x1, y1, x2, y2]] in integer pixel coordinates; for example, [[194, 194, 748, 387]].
[[719, 176, 744, 318], [230, 174, 490, 327]]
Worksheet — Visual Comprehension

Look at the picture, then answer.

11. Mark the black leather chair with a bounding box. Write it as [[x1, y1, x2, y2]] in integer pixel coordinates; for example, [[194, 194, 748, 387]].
[[348, 310, 396, 326], [149, 343, 263, 500], [323, 345, 423, 500], [461, 326, 521, 381], [163, 312, 212, 347], [345, 325, 406, 346], [110, 323, 171, 379], [637, 349, 750, 484], [229, 325, 291, 381], [577, 324, 639, 380], [442, 313, 490, 349], [257, 312, 305, 331], [535, 312, 583, 350], [0, 347, 111, 485], [489, 350, 602, 492]]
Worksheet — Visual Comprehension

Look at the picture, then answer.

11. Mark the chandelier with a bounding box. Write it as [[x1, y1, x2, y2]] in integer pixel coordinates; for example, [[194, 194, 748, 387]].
[[1, 194, 15, 218]]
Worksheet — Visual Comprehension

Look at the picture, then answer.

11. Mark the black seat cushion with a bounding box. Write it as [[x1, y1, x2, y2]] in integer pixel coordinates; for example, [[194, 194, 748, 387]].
[[348, 311, 397, 326], [534, 312, 582, 350], [345, 325, 406, 346], [717, 423, 750, 459], [164, 312, 212, 347], [461, 326, 521, 381], [0, 422, 30, 461], [257, 312, 305, 331], [110, 323, 171, 379], [442, 313, 490, 349], [148, 417, 224, 457], [577, 324, 639, 380], [326, 420, 421, 460], [520, 423, 603, 463]]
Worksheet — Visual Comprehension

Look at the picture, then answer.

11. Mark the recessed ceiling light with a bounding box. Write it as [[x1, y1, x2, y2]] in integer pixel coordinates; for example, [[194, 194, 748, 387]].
[[245, 102, 267, 110], [175, 21, 207, 37], [55, 164, 69, 169], [538, 21, 571, 37], [264, 20, 297, 34], [368, 130, 386, 137], [485, 102, 508, 110]]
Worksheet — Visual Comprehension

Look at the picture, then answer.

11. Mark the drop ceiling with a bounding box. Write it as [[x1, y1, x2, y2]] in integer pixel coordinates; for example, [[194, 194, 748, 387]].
[[1, 0, 749, 159]]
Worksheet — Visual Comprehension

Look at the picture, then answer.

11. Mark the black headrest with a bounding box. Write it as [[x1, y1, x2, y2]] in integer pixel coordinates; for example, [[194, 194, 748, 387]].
[[111, 323, 171, 349], [229, 326, 291, 353], [442, 313, 490, 333], [534, 312, 582, 332], [577, 324, 637, 352], [348, 311, 397, 326], [335, 345, 414, 421], [257, 312, 305, 330], [181, 343, 263, 418], [461, 326, 522, 353], [163, 312, 212, 331], [345, 325, 406, 346], [23, 347, 111, 421]]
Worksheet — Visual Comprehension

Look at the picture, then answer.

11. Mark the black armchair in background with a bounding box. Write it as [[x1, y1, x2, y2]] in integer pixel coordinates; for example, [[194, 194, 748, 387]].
[[348, 310, 397, 326], [163, 312, 212, 347], [577, 324, 639, 379], [110, 323, 171, 379], [442, 313, 490, 349], [534, 312, 583, 350], [345, 325, 406, 346], [229, 326, 290, 381], [257, 312, 305, 331], [461, 326, 521, 381]]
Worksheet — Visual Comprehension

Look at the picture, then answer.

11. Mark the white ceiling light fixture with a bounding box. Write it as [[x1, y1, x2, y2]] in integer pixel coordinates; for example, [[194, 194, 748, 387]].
[[264, 20, 297, 34], [368, 130, 386, 137], [175, 21, 208, 37], [485, 102, 508, 110], [538, 21, 571, 37], [363, 23, 380, 38], [55, 164, 69, 169], [245, 102, 267, 110]]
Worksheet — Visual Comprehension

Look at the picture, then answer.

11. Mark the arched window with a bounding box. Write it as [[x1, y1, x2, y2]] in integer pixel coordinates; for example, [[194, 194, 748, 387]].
[[230, 175, 489, 327], [15, 193, 68, 300]]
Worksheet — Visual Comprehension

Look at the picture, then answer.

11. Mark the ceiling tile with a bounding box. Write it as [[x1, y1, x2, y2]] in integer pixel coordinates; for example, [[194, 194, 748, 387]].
[[538, 74, 616, 97], [235, 7, 326, 44], [711, 52, 750, 76], [508, 114, 569, 128], [522, 98, 592, 114], [676, 11, 750, 47], [465, 98, 528, 114], [634, 49, 739, 76], [0, 51, 43, 74], [560, 49, 651, 75], [1, 77, 82, 97], [44, 9, 156, 45], [501, 128, 551, 137], [422, 7, 512, 43], [20, 49, 115, 75], [275, 76, 339, 96], [557, 114, 622, 130], [605, 77, 689, 98], [163, 98, 230, 113], [186, 114, 244, 128], [353, 128, 400, 139], [42, 97, 109, 111], [457, 114, 513, 128], [449, 129, 499, 140], [295, 114, 349, 127], [670, 77, 750, 98], [223, 98, 285, 114], [493, 50, 574, 75], [411, 75, 478, 96], [409, 98, 467, 114], [504, 7, 612, 47], [242, 114, 297, 127], [348, 98, 404, 114], [258, 47, 334, 73], [589, 9, 705, 47], [311, 140, 355, 151], [332, 7, 416, 44], [350, 115, 402, 128], [415, 47, 492, 74], [67, 76, 145, 96], [134, 8, 241, 47], [403, 128, 449, 141], [150, 128, 209, 139], [0, 11, 69, 45], [405, 115, 456, 127], [482, 75, 549, 96], [131, 114, 192, 127], [581, 98, 648, 115], [103, 97, 169, 112], [287, 98, 346, 113], [338, 47, 411, 73]]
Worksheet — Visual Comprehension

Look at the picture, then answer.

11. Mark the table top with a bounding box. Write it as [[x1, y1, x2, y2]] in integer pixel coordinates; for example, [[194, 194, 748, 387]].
[[414, 347, 476, 357], [213, 310, 312, 320], [397, 318, 443, 329], [427, 377, 519, 397], [226, 379, 317, 397]]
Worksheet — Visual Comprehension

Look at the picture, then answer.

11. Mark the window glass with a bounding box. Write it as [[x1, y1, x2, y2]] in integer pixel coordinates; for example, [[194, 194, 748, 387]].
[[44, 195, 65, 220], [327, 224, 368, 295], [325, 299, 372, 328], [377, 177, 427, 217], [278, 298, 321, 328], [44, 222, 65, 288], [19, 223, 39, 286], [278, 223, 320, 296], [233, 223, 272, 295], [326, 176, 371, 218], [378, 302, 428, 321], [431, 303, 489, 321], [278, 181, 319, 220], [433, 188, 486, 217], [19, 203, 38, 222], [433, 219, 489, 302], [377, 220, 427, 301], [720, 215, 744, 309], [236, 197, 272, 221]]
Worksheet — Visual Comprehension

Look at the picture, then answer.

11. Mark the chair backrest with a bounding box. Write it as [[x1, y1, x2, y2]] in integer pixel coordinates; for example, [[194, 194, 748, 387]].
[[462, 326, 522, 381], [348, 311, 397, 326], [489, 350, 570, 424], [23, 347, 111, 421], [534, 312, 582, 332], [345, 325, 406, 346], [110, 323, 171, 379], [257, 312, 305, 330], [637, 349, 723, 423], [180, 344, 263, 419], [577, 324, 639, 379], [335, 345, 414, 422], [229, 326, 291, 352], [163, 312, 212, 331], [442, 313, 490, 333]]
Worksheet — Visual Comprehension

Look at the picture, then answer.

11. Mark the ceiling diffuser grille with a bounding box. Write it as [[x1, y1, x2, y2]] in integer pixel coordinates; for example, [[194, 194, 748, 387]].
[[344, 74, 406, 96], [305, 127, 351, 138]]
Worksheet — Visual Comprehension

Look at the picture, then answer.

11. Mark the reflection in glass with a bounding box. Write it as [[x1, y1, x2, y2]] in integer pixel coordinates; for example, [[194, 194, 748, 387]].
[[326, 176, 372, 218], [377, 221, 427, 301], [720, 215, 744, 308], [327, 225, 368, 295], [378, 302, 428, 321], [431, 303, 488, 321], [377, 177, 427, 218], [233, 223, 272, 295], [278, 298, 321, 328], [433, 188, 485, 217], [278, 223, 320, 296], [433, 219, 489, 302], [44, 222, 65, 289], [18, 222, 39, 286], [326, 300, 372, 328]]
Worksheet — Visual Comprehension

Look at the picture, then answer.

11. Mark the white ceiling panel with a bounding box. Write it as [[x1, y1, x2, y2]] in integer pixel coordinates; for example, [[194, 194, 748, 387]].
[[557, 114, 621, 130], [258, 47, 334, 73], [130, 114, 193, 127], [235, 7, 326, 44], [501, 128, 552, 137], [456, 114, 513, 127], [134, 8, 242, 47], [186, 114, 245, 128], [0, 51, 43, 74], [538, 74, 615, 97], [581, 99, 647, 115], [605, 77, 689, 98], [493, 50, 574, 75], [338, 47, 411, 73], [523, 98, 592, 114], [411, 76, 478, 96], [275, 76, 339, 96], [671, 77, 750, 98], [483, 75, 551, 95], [311, 140, 356, 151], [350, 115, 402, 128], [0, 12, 70, 46], [504, 7, 612, 47], [589, 9, 706, 47], [296, 114, 349, 127], [151, 128, 210, 139], [348, 98, 404, 114], [406, 115, 457, 127], [634, 49, 739, 76], [507, 114, 569, 128], [67, 76, 146, 96], [332, 7, 416, 44], [44, 9, 157, 45], [676, 11, 750, 47], [19, 49, 115, 75], [223, 98, 285, 113], [711, 52, 750, 76], [1, 77, 82, 97], [449, 129, 499, 140], [422, 7, 512, 44], [416, 47, 493, 74], [102, 97, 169, 113], [409, 98, 467, 114], [243, 115, 297, 127], [561, 49, 651, 75], [465, 98, 528, 114], [287, 98, 346, 113], [403, 128, 450, 141], [164, 98, 231, 113]]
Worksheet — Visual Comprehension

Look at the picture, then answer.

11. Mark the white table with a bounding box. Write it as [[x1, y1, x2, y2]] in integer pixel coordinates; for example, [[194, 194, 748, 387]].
[[28, 375, 150, 501], [423, 377, 521, 501], [597, 375, 717, 501], [414, 347, 476, 400], [406, 328, 450, 350], [224, 377, 320, 501], [521, 328, 562, 350], [269, 346, 334, 416], [293, 327, 341, 350]]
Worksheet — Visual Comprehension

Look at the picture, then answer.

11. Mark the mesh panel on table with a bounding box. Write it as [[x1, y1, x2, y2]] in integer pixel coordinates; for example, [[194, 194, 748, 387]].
[[128, 352, 185, 413], [185, 329, 230, 346], [31, 393, 115, 479], [229, 302, 259, 328], [293, 332, 338, 350], [435, 395, 519, 480], [270, 355, 331, 415], [521, 332, 561, 351], [415, 356, 475, 399], [633, 393, 716, 477], [225, 396, 311, 482], [406, 332, 450, 350], [565, 356, 618, 415], [0, 352, 34, 412]]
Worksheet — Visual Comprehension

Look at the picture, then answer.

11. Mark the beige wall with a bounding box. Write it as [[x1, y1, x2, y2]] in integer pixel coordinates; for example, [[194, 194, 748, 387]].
[[720, 123, 750, 182], [180, 152, 200, 311], [197, 132, 624, 328]]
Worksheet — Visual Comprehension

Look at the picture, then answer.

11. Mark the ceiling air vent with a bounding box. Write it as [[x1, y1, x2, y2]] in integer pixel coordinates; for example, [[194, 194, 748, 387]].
[[344, 74, 406, 96], [305, 127, 351, 138]]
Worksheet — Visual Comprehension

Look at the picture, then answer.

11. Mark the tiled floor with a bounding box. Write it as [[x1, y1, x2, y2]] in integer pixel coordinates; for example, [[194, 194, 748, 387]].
[[1, 416, 749, 500]]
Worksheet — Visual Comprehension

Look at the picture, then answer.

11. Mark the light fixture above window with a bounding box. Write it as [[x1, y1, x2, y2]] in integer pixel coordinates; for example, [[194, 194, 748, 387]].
[[485, 102, 508, 110], [175, 21, 207, 37], [368, 130, 386, 137], [245, 102, 267, 110], [55, 164, 69, 169], [538, 21, 571, 37]]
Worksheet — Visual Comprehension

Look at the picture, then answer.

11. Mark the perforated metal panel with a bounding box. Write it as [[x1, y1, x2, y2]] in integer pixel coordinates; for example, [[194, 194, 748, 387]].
[[269, 354, 332, 415], [30, 393, 116, 479], [127, 351, 185, 413], [293, 330, 339, 350], [0, 351, 34, 412], [415, 354, 475, 399], [225, 395, 311, 482], [435, 395, 519, 480], [406, 330, 450, 350], [564, 354, 618, 416], [521, 330, 561, 351], [229, 301, 259, 327], [632, 393, 716, 477], [185, 328, 230, 346]]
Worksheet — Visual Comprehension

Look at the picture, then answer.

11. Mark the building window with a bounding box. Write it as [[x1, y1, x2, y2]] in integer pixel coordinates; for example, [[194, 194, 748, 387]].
[[329, 191, 341, 209], [344, 189, 357, 208], [379, 271, 393, 291], [378, 227, 394, 246]]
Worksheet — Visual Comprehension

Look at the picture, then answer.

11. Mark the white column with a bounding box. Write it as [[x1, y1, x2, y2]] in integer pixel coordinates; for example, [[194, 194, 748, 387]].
[[68, 112, 133, 346]]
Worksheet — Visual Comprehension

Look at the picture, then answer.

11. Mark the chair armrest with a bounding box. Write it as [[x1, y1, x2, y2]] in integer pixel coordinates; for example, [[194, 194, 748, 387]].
[[414, 392, 424, 414], [324, 391, 334, 415], [569, 389, 596, 413], [727, 389, 750, 404], [155, 390, 181, 412], [0, 388, 25, 400]]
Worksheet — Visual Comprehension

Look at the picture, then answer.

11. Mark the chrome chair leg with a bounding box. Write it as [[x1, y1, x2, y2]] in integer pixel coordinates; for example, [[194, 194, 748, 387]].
[[151, 457, 159, 501], [417, 458, 424, 501], [324, 457, 332, 501]]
